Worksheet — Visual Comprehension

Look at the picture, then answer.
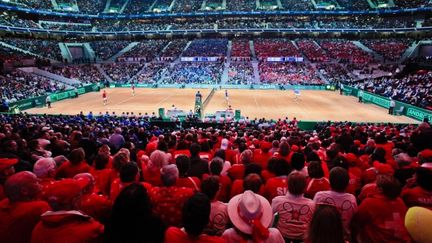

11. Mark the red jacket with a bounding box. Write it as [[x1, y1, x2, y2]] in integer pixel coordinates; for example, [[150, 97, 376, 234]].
[[0, 199, 51, 243], [354, 194, 411, 243], [55, 161, 91, 179], [401, 186, 432, 210], [31, 211, 104, 243], [264, 176, 288, 202], [165, 227, 225, 243]]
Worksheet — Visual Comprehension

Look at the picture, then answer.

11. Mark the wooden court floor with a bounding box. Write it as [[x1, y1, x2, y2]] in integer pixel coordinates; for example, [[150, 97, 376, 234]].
[[27, 88, 418, 123]]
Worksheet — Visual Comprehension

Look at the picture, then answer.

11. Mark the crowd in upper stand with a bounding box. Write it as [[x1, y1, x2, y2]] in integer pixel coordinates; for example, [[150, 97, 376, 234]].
[[2, 0, 432, 13], [0, 113, 430, 242], [42, 65, 104, 84]]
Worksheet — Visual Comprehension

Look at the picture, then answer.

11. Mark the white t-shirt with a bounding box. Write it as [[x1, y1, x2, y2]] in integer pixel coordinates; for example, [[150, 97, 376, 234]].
[[271, 193, 315, 240], [313, 190, 358, 238], [222, 228, 284, 243]]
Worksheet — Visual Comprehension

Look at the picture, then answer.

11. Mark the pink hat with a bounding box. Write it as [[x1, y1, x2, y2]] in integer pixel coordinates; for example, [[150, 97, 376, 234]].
[[227, 190, 273, 237]]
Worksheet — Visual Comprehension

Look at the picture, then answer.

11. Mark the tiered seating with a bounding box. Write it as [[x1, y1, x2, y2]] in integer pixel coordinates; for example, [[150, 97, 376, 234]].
[[172, 0, 202, 12], [337, 0, 370, 10], [363, 40, 410, 61], [204, 0, 224, 10], [254, 39, 302, 61], [226, 0, 256, 11], [151, 0, 173, 12], [1, 39, 63, 61], [318, 40, 373, 64], [0, 12, 40, 29], [130, 63, 167, 84], [317, 63, 352, 83], [76, 0, 106, 13], [0, 70, 66, 102], [40, 22, 93, 31], [394, 0, 428, 8], [182, 39, 227, 58], [43, 65, 104, 84], [228, 63, 255, 85], [120, 40, 169, 61], [281, 0, 314, 10], [259, 62, 323, 85], [90, 41, 130, 60], [352, 71, 432, 109], [123, 0, 152, 14], [231, 40, 251, 61], [159, 40, 188, 61], [296, 40, 330, 62], [160, 62, 223, 84], [101, 63, 144, 83]]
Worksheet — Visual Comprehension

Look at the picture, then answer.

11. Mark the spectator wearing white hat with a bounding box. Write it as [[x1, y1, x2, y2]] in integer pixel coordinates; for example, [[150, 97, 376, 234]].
[[223, 190, 284, 243]]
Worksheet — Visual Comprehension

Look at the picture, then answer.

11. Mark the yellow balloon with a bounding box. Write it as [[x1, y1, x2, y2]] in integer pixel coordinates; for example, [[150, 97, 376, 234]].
[[405, 207, 432, 243]]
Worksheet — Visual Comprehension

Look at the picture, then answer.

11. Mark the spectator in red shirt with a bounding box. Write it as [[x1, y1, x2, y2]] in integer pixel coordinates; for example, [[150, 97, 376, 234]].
[[205, 157, 232, 202], [148, 164, 194, 227], [305, 161, 330, 199], [402, 167, 432, 209], [90, 152, 112, 196], [254, 141, 273, 169], [0, 158, 19, 200], [0, 171, 51, 243], [74, 173, 111, 224], [176, 155, 201, 191], [264, 158, 292, 201], [105, 183, 165, 243], [31, 179, 104, 243], [230, 163, 263, 198], [307, 205, 345, 243], [110, 162, 151, 202], [353, 175, 412, 242], [165, 192, 225, 243], [55, 148, 90, 179]]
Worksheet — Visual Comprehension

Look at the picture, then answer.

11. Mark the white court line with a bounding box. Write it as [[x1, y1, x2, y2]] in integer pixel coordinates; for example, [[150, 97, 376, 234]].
[[154, 92, 176, 107]]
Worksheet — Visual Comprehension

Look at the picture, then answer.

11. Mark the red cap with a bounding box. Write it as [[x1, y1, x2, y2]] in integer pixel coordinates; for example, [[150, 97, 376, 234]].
[[419, 149, 432, 159], [345, 153, 359, 166], [45, 179, 83, 204], [0, 158, 18, 171], [373, 161, 394, 175], [291, 145, 299, 152], [260, 142, 272, 150], [353, 140, 362, 146]]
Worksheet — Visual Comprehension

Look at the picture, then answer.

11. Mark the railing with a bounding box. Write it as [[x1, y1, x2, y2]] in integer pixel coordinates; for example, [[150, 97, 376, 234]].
[[2, 24, 432, 36], [1, 3, 431, 19]]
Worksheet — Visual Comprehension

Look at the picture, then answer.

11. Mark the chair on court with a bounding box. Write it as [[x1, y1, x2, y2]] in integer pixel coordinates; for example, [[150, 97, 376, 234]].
[[394, 106, 405, 116]]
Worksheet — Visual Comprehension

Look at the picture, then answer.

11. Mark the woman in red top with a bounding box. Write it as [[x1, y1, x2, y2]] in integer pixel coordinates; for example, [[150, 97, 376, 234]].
[[55, 148, 90, 179]]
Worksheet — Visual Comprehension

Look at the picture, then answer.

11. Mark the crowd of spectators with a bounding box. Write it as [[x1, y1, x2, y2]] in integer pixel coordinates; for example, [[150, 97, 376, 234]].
[[130, 63, 167, 84], [172, 0, 202, 12], [2, 38, 63, 61], [394, 0, 429, 8], [75, 0, 106, 13], [363, 39, 410, 62], [350, 70, 432, 109], [0, 111, 431, 243], [40, 22, 93, 31], [151, 0, 173, 12], [94, 19, 168, 32], [281, 0, 314, 10], [0, 70, 66, 102], [160, 62, 223, 84], [0, 12, 40, 29], [159, 40, 188, 61], [183, 39, 228, 58], [259, 62, 323, 85], [317, 63, 353, 84], [102, 63, 144, 83], [228, 63, 255, 85], [254, 39, 302, 60], [337, 0, 371, 10], [123, 0, 152, 14], [231, 40, 251, 61], [43, 65, 104, 84], [90, 41, 130, 60], [297, 40, 330, 62], [318, 40, 373, 64], [226, 0, 256, 11], [120, 40, 169, 62]]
